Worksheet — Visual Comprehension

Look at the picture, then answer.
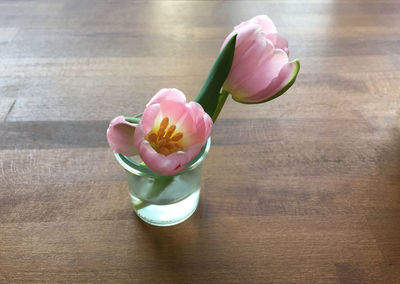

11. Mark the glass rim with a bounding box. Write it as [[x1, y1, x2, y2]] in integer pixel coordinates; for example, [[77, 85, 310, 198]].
[[114, 137, 211, 177]]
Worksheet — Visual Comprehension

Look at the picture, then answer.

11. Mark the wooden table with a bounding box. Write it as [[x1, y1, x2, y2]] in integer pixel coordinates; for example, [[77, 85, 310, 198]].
[[1, 0, 399, 283]]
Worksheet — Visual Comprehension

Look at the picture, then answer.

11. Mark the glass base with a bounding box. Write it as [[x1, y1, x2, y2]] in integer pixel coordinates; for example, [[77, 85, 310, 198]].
[[130, 189, 200, 226]]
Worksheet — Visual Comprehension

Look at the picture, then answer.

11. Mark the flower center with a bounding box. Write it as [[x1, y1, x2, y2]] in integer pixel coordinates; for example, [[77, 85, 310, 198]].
[[145, 117, 184, 156]]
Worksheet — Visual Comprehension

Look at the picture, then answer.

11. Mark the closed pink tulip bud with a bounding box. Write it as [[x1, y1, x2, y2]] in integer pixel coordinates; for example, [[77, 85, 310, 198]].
[[106, 116, 138, 156], [134, 88, 213, 175], [222, 15, 300, 103]]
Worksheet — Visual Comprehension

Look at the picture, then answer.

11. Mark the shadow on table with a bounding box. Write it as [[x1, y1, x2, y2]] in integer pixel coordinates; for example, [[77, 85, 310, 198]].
[[129, 197, 239, 282], [362, 112, 400, 270]]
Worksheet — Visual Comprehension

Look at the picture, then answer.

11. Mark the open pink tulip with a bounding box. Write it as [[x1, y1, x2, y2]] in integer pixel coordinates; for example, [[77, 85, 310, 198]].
[[106, 116, 138, 156], [134, 88, 213, 175], [221, 15, 300, 103]]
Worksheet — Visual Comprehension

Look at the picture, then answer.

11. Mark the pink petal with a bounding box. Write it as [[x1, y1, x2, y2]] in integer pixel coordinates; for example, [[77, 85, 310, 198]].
[[225, 31, 274, 94], [222, 24, 259, 56], [181, 101, 205, 133], [106, 116, 137, 156], [141, 103, 161, 134], [184, 143, 203, 162], [132, 88, 212, 175], [181, 102, 213, 146], [165, 151, 193, 174], [233, 48, 288, 98], [138, 141, 189, 175], [146, 88, 186, 107], [235, 15, 277, 35], [220, 15, 299, 105], [190, 114, 213, 145], [241, 59, 300, 103], [133, 123, 145, 150], [203, 113, 213, 139], [266, 33, 289, 56], [133, 126, 165, 172], [160, 99, 190, 127]]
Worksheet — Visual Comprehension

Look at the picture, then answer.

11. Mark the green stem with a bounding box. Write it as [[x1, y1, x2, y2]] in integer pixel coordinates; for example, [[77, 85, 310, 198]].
[[211, 89, 229, 122], [133, 200, 149, 211], [122, 116, 175, 212], [132, 175, 174, 211]]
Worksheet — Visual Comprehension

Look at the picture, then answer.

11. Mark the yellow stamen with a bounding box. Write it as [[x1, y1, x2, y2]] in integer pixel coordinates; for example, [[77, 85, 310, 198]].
[[157, 127, 165, 138], [171, 132, 183, 142], [165, 124, 176, 138], [147, 132, 157, 143], [159, 147, 170, 156], [145, 116, 185, 156], [174, 143, 184, 151], [165, 142, 175, 150], [160, 117, 169, 130], [158, 138, 167, 148]]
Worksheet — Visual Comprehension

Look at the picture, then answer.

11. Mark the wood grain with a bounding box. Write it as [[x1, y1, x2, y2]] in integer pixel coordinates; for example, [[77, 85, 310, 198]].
[[1, 0, 399, 283]]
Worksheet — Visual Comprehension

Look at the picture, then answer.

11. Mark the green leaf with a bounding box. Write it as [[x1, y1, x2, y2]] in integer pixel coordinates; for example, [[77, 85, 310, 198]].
[[211, 89, 229, 122], [195, 35, 237, 120], [124, 116, 141, 124], [232, 59, 301, 104], [131, 175, 174, 211]]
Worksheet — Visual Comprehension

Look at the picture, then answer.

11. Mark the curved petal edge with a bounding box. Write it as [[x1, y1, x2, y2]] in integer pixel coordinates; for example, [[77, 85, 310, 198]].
[[232, 59, 300, 104], [107, 116, 138, 156]]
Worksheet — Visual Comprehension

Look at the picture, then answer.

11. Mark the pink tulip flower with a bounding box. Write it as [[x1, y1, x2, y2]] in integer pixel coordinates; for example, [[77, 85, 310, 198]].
[[134, 88, 213, 175], [107, 116, 138, 156], [221, 15, 300, 103]]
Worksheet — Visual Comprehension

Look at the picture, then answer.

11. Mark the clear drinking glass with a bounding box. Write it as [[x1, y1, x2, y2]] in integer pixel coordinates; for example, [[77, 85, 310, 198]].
[[115, 137, 210, 226]]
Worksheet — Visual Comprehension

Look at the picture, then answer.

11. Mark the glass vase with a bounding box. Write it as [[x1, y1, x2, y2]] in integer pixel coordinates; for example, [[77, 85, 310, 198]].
[[114, 137, 210, 227]]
